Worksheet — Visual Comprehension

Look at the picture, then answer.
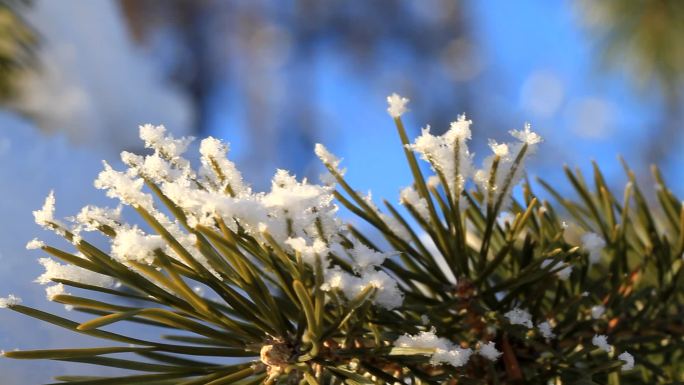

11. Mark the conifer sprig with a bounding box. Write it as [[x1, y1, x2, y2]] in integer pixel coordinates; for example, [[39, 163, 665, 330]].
[[2, 97, 682, 384]]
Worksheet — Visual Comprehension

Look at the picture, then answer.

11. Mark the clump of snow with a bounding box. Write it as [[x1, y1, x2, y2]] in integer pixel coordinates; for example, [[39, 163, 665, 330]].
[[321, 267, 354, 292], [537, 321, 556, 340], [474, 123, 542, 209], [36, 258, 115, 288], [139, 124, 192, 160], [395, 330, 450, 351], [33, 191, 58, 228], [72, 205, 122, 232], [394, 330, 473, 368], [94, 162, 154, 210], [400, 186, 430, 220], [45, 283, 68, 301], [321, 265, 403, 310], [354, 270, 403, 310], [199, 137, 249, 196], [591, 305, 605, 319], [432, 347, 473, 367], [386, 93, 409, 118], [618, 351, 634, 371], [581, 232, 605, 264], [505, 307, 533, 328], [284, 237, 329, 266], [0, 295, 22, 308], [26, 238, 45, 250], [346, 240, 392, 272], [408, 116, 474, 204], [592, 334, 612, 353], [478, 341, 502, 361], [110, 226, 165, 264]]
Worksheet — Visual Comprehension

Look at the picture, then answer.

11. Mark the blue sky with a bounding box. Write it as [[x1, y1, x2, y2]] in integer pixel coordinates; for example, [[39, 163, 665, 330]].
[[212, 0, 682, 207]]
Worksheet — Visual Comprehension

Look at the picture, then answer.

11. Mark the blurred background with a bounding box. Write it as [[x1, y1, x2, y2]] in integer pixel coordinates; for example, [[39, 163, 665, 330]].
[[0, 0, 683, 382]]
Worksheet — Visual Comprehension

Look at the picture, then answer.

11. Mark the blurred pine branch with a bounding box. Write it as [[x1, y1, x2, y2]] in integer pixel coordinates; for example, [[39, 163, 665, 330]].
[[0, 0, 37, 101]]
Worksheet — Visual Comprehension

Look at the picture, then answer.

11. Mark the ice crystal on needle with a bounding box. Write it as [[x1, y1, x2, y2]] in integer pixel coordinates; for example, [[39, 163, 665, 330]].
[[394, 330, 473, 368], [408, 116, 474, 202], [35, 258, 115, 288], [387, 93, 409, 118], [0, 295, 21, 308], [110, 226, 166, 265], [474, 123, 542, 208], [33, 190, 58, 228], [199, 136, 249, 196], [314, 143, 345, 177], [94, 161, 154, 210], [505, 307, 533, 328], [139, 124, 193, 160], [537, 320, 556, 340], [25, 238, 45, 250], [592, 334, 612, 353]]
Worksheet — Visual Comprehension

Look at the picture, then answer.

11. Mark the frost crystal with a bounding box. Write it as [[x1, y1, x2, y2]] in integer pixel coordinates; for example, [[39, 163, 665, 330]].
[[0, 294, 22, 308], [474, 123, 541, 209], [33, 191, 58, 228], [400, 186, 430, 220], [408, 116, 474, 203], [314, 143, 344, 176], [581, 232, 605, 264], [592, 334, 612, 353], [489, 140, 509, 157], [505, 307, 533, 328], [72, 205, 122, 232], [139, 124, 192, 160], [618, 351, 634, 371], [387, 93, 409, 118], [510, 123, 543, 147], [478, 341, 502, 361], [94, 161, 154, 210], [199, 137, 249, 196], [26, 238, 45, 250]]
